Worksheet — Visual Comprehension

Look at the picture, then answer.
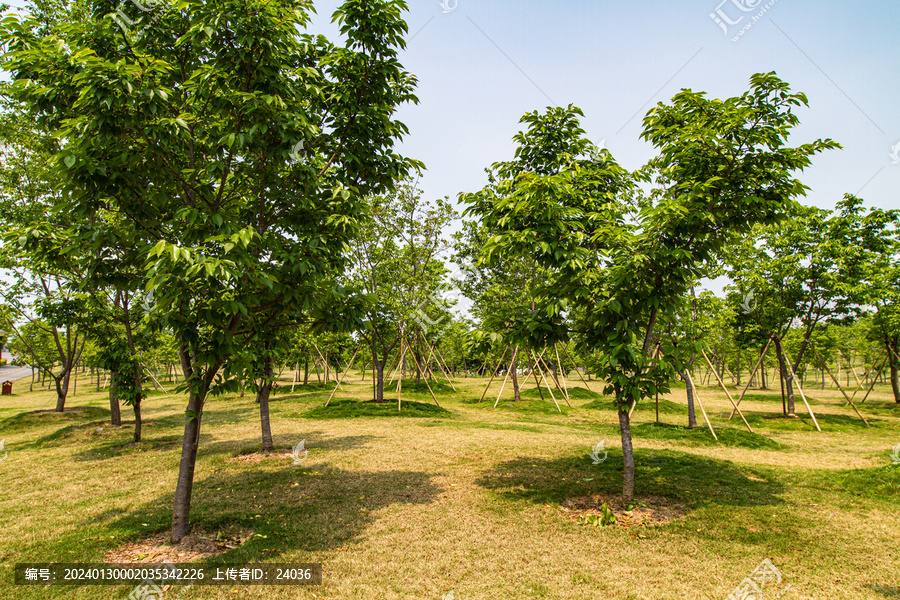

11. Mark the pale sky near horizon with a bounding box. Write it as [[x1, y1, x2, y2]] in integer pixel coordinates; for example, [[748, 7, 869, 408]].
[[307, 0, 900, 298], [308, 0, 900, 219]]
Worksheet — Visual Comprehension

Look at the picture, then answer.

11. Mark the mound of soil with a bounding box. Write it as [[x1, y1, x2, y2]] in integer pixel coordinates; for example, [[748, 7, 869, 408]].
[[559, 494, 687, 528], [103, 530, 254, 563]]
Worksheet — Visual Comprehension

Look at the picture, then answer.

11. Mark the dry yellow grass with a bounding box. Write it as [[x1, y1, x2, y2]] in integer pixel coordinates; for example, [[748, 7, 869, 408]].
[[0, 370, 898, 599]]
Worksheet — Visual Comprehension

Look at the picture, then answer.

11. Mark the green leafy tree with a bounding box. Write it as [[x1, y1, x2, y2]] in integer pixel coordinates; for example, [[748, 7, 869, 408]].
[[2, 0, 419, 541], [347, 181, 455, 401], [466, 74, 837, 499]]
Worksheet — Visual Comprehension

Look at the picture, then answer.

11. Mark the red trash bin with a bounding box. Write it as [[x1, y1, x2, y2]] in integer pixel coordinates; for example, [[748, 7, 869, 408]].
[[1, 381, 12, 395]]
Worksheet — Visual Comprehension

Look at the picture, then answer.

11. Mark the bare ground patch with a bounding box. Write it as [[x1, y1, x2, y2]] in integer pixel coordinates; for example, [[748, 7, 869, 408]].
[[560, 494, 688, 528], [103, 530, 254, 563], [226, 450, 296, 463]]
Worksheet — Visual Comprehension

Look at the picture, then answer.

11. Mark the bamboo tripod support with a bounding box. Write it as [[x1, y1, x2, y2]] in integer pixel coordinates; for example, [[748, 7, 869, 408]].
[[700, 349, 752, 433], [729, 338, 773, 419], [480, 347, 510, 403], [324, 346, 362, 407], [807, 341, 869, 426], [683, 368, 718, 440]]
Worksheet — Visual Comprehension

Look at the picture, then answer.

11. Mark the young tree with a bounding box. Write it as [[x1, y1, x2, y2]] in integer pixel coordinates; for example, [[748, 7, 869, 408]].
[[2, 0, 420, 541], [347, 181, 455, 401], [466, 74, 837, 499]]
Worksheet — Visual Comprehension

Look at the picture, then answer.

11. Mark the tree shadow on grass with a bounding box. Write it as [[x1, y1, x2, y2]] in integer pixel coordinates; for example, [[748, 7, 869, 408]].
[[92, 461, 442, 558], [149, 407, 257, 430], [867, 585, 900, 599], [476, 449, 786, 510], [213, 432, 381, 457], [742, 410, 878, 432], [0, 406, 110, 435]]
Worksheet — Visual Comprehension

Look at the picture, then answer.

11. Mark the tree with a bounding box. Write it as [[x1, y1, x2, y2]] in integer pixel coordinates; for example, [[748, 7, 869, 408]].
[[454, 220, 553, 401], [2, 0, 420, 541], [835, 195, 900, 402], [347, 180, 455, 402], [725, 201, 865, 414], [466, 74, 837, 499]]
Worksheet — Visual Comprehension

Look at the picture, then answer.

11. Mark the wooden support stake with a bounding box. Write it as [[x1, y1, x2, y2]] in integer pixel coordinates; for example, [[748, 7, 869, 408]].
[[325, 346, 361, 407], [537, 349, 569, 407], [397, 344, 406, 412], [683, 369, 718, 441], [701, 349, 752, 433], [143, 366, 168, 394], [425, 341, 456, 391], [480, 346, 509, 402], [859, 356, 889, 404], [561, 345, 594, 392], [434, 346, 458, 391], [404, 339, 440, 407], [779, 344, 821, 431], [493, 348, 515, 408], [808, 342, 868, 426], [554, 344, 570, 403], [532, 349, 562, 413], [847, 347, 885, 404], [729, 338, 773, 420]]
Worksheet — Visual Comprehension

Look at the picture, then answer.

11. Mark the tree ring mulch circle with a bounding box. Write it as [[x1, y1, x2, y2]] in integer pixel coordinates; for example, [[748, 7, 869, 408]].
[[559, 494, 688, 528], [103, 530, 255, 563]]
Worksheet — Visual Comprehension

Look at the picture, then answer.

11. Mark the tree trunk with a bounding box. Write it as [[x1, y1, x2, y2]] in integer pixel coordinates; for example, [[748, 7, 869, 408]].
[[109, 373, 122, 427], [54, 368, 70, 412], [171, 385, 204, 543], [132, 398, 142, 443], [759, 345, 767, 389], [887, 344, 900, 403], [773, 337, 796, 416], [679, 369, 697, 429], [619, 406, 634, 501], [375, 358, 385, 402], [303, 354, 309, 385], [258, 353, 275, 453], [510, 347, 521, 402]]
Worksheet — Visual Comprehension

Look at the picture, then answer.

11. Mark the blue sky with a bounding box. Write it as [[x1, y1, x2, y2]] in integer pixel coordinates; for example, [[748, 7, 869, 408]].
[[309, 0, 900, 218]]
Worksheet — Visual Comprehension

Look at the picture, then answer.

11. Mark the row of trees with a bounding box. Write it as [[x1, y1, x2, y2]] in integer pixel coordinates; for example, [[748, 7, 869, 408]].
[[0, 0, 896, 538]]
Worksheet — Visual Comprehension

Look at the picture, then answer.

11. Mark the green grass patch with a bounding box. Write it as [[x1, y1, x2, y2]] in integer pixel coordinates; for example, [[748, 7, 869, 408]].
[[800, 465, 900, 503], [631, 422, 786, 449], [0, 406, 110, 434], [581, 398, 686, 414], [465, 397, 568, 416], [301, 398, 451, 419], [477, 449, 785, 509], [274, 381, 337, 393], [385, 378, 455, 395], [743, 411, 875, 432]]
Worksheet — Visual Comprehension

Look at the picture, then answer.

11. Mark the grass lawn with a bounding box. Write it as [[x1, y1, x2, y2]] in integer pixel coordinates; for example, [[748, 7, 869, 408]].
[[0, 370, 898, 599]]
